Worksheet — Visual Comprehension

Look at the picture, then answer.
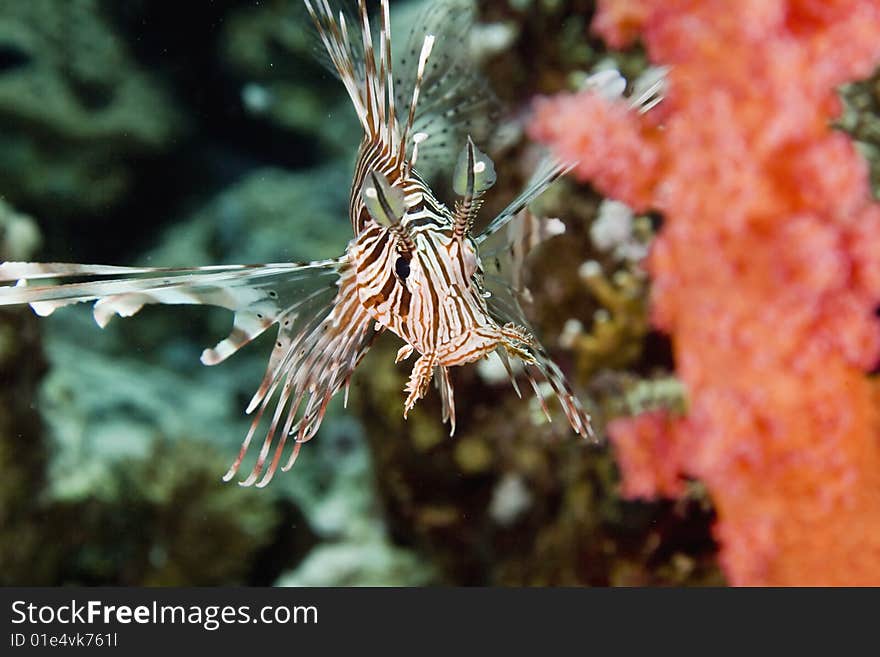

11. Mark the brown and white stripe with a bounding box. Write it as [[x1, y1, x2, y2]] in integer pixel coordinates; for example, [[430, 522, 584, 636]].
[[0, 0, 594, 489]]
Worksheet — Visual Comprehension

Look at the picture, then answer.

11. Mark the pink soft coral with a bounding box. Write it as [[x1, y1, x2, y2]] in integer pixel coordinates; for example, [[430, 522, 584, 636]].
[[532, 0, 880, 585]]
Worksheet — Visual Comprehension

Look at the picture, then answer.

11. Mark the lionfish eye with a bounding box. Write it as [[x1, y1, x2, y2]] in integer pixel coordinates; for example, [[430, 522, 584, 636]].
[[362, 170, 406, 227], [453, 136, 496, 197], [395, 256, 411, 280]]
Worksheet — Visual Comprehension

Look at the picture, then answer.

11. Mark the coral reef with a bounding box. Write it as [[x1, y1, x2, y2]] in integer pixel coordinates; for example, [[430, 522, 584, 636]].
[[0, 199, 41, 259], [480, 0, 649, 102], [36, 167, 354, 502], [353, 333, 720, 585], [0, 200, 52, 584], [20, 0, 880, 586], [0, 0, 439, 587], [531, 0, 880, 585], [562, 261, 649, 378], [342, 55, 708, 582], [0, 199, 305, 585], [839, 68, 880, 197], [220, 1, 361, 156], [26, 164, 428, 585], [0, 0, 182, 219], [0, 287, 49, 581], [46, 441, 303, 586]]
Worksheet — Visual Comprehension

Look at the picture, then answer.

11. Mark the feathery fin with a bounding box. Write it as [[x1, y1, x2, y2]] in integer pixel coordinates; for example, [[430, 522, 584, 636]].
[[0, 257, 383, 484]]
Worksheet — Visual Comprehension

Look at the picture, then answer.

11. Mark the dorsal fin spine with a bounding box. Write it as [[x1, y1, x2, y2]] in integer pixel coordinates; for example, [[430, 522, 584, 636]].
[[381, 0, 397, 146], [358, 0, 378, 134], [304, 0, 370, 129], [308, 0, 436, 177], [401, 34, 435, 176]]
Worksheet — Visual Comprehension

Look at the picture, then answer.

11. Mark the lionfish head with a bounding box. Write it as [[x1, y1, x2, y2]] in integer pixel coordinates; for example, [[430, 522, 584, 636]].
[[309, 0, 593, 437], [354, 137, 542, 427]]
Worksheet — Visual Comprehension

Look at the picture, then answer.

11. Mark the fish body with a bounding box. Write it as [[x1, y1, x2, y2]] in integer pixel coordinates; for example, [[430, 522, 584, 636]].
[[0, 0, 594, 487]]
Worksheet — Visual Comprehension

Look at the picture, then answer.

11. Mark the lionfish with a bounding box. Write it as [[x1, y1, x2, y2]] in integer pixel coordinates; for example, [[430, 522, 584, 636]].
[[0, 0, 596, 487]]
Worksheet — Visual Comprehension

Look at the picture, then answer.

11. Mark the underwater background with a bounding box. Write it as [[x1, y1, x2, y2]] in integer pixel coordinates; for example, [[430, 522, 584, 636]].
[[3, 0, 879, 586]]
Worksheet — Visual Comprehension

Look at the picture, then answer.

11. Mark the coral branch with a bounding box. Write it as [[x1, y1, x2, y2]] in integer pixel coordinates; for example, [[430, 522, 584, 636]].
[[532, 0, 880, 585]]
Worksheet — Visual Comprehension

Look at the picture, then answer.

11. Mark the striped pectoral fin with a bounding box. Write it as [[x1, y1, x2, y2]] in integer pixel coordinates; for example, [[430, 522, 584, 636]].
[[0, 258, 374, 485], [0, 259, 342, 368], [486, 284, 594, 440], [480, 209, 567, 295], [225, 263, 381, 488], [200, 303, 277, 366], [476, 156, 573, 249], [305, 0, 371, 131], [512, 339, 594, 440]]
